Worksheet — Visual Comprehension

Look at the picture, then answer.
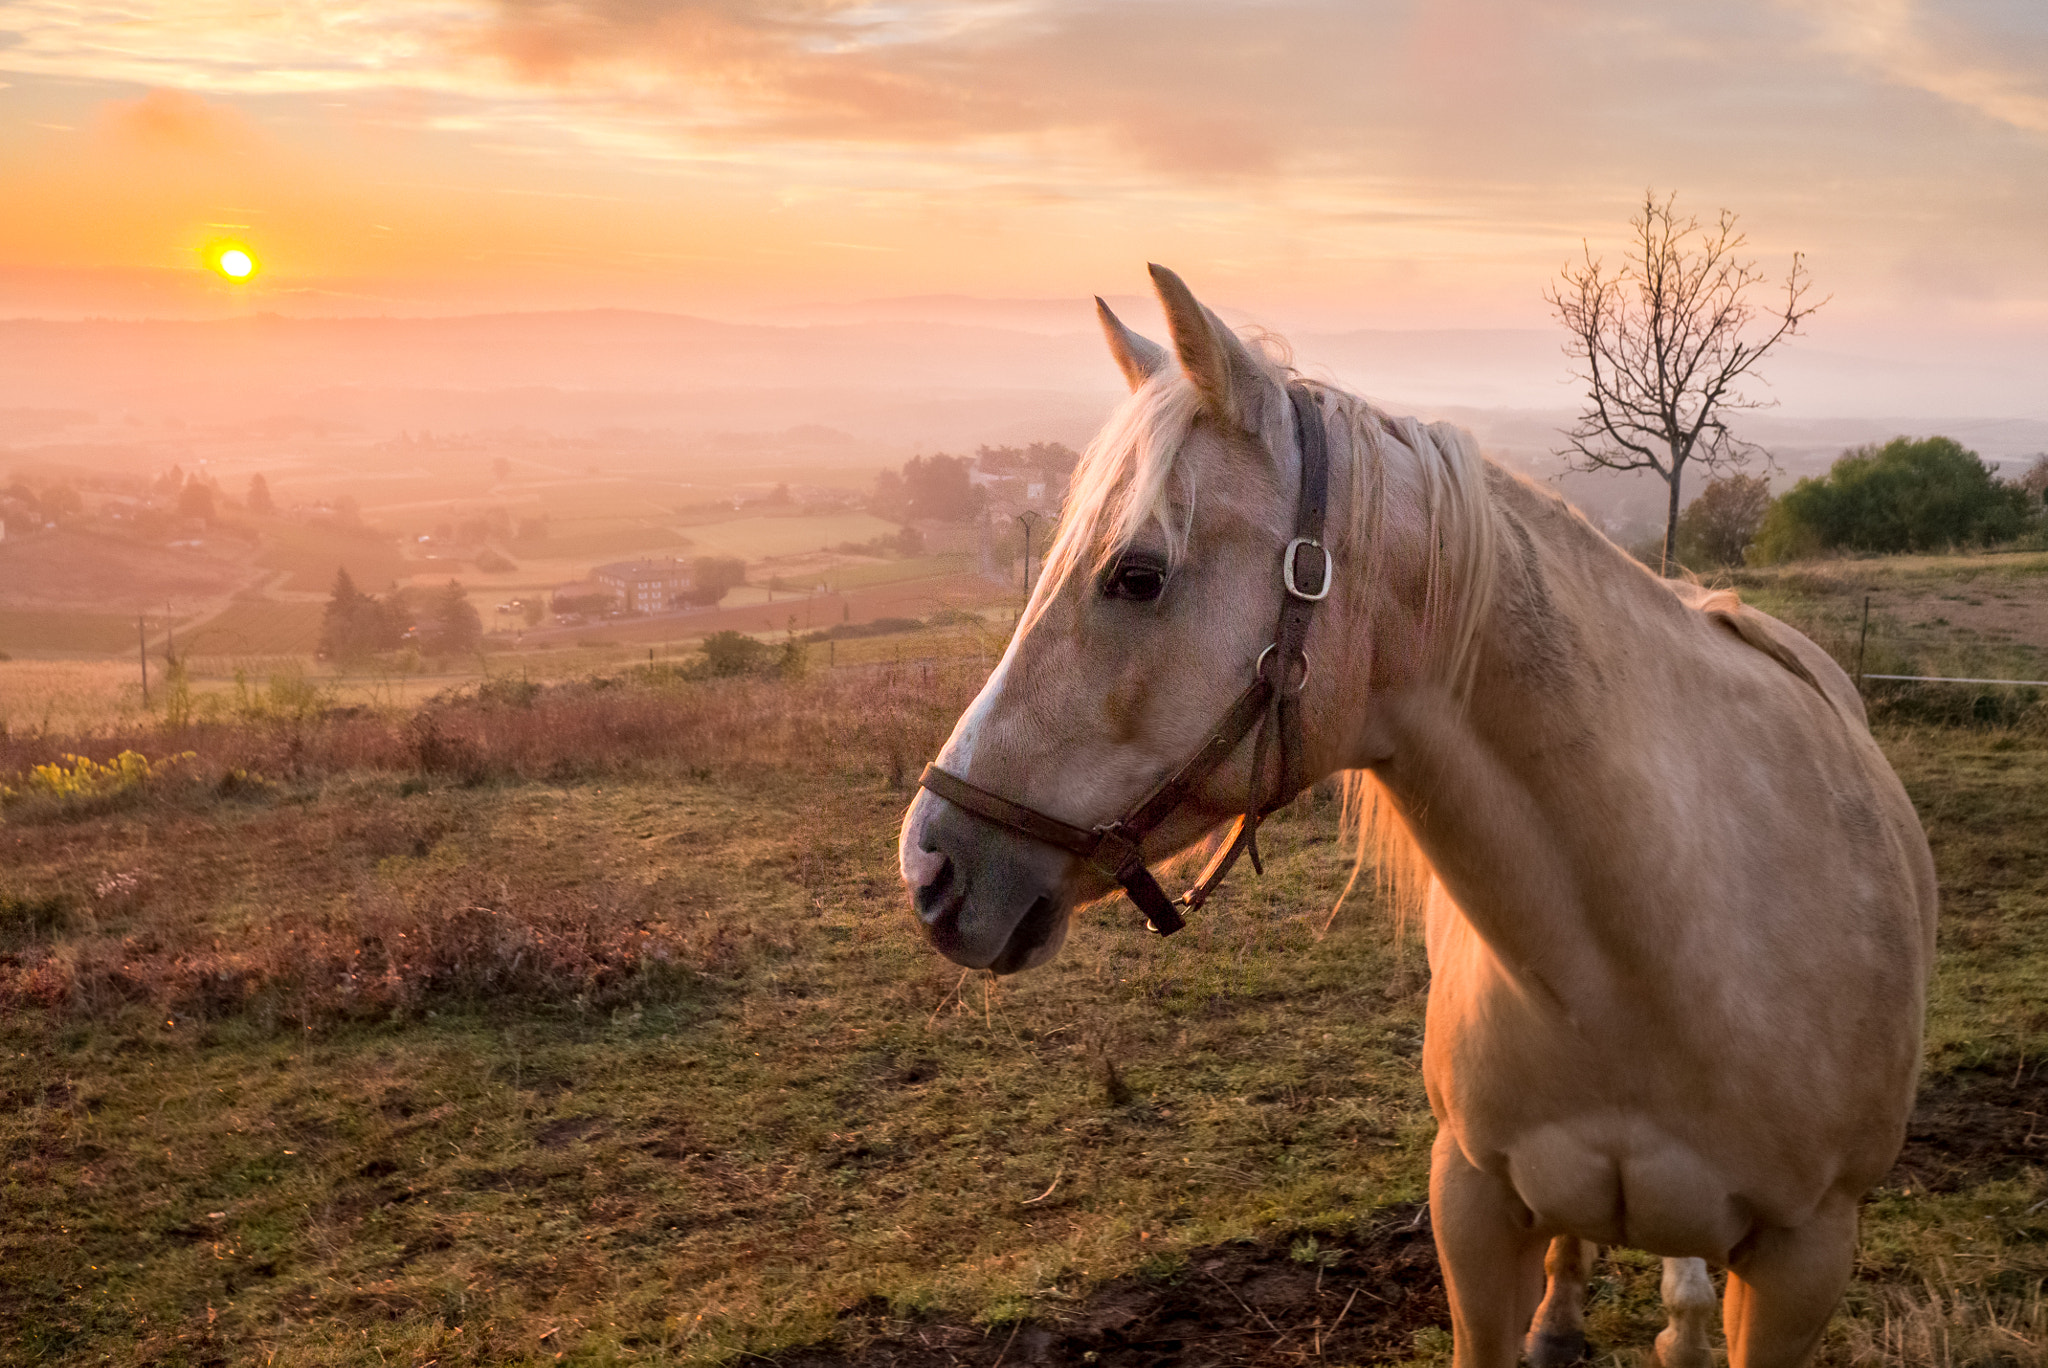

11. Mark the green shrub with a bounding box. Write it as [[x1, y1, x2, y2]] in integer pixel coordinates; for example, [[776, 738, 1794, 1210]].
[[686, 556, 747, 607], [1755, 436, 2037, 560], [700, 629, 768, 676]]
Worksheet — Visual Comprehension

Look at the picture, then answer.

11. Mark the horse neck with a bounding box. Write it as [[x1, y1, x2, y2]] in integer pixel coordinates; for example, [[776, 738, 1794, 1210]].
[[1360, 470, 1696, 980]]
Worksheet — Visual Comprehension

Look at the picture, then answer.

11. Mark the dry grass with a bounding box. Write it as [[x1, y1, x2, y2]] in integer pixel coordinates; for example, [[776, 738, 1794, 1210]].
[[3, 555, 2048, 1367], [1837, 1276, 2048, 1368], [0, 663, 975, 1031], [0, 657, 970, 788], [0, 658, 149, 733], [0, 658, 1439, 1367], [1732, 560, 2048, 731]]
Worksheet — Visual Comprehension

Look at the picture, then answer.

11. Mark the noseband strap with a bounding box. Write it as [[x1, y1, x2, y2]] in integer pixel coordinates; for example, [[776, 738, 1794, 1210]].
[[920, 383, 1332, 936]]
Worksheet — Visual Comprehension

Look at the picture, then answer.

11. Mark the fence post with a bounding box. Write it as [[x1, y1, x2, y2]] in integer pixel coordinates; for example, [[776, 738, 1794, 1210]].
[[1855, 594, 1871, 691]]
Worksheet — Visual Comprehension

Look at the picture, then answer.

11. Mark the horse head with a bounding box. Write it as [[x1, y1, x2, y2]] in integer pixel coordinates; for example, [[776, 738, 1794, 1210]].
[[897, 265, 1449, 973]]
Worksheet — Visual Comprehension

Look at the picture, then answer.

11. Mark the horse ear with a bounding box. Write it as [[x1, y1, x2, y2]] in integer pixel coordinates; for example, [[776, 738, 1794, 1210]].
[[1148, 263, 1267, 425], [1096, 297, 1168, 392]]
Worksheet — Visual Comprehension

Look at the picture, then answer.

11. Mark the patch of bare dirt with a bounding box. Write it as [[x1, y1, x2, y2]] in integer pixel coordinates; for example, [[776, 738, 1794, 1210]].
[[779, 1204, 1444, 1368], [1888, 1060, 2048, 1194]]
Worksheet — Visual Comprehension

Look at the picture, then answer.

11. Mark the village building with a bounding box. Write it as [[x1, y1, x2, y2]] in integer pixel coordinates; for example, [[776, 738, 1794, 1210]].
[[591, 556, 693, 614]]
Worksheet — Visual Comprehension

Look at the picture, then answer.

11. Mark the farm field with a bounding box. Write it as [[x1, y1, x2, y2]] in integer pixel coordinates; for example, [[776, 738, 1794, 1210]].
[[251, 519, 417, 594], [0, 529, 254, 614], [513, 519, 695, 561], [0, 658, 150, 733], [174, 599, 328, 659], [2, 559, 2047, 1367], [680, 512, 907, 561], [0, 608, 146, 656], [829, 552, 979, 592]]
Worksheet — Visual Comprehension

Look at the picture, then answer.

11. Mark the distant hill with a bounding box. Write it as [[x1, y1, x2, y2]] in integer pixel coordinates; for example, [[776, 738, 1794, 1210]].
[[1, 310, 2041, 530]]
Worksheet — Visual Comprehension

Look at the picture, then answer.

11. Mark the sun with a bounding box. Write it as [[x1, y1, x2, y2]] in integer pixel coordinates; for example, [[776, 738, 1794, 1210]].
[[206, 242, 258, 281]]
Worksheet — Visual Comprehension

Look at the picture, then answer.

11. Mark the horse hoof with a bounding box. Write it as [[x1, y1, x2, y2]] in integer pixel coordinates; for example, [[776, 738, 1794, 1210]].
[[1525, 1329, 1588, 1367], [1654, 1326, 1715, 1368]]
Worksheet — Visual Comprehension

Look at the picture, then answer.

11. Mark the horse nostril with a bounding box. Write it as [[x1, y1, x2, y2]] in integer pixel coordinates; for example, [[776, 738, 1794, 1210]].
[[913, 851, 960, 928]]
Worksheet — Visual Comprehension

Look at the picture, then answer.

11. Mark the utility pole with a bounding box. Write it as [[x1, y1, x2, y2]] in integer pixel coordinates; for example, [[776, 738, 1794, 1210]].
[[138, 613, 149, 709], [1016, 511, 1042, 602]]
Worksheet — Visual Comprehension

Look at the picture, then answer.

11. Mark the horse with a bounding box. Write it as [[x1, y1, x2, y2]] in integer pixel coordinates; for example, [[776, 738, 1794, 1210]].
[[898, 264, 1936, 1368]]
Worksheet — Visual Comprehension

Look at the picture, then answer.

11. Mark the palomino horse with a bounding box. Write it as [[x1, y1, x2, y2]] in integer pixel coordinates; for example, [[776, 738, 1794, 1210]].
[[899, 265, 1935, 1368]]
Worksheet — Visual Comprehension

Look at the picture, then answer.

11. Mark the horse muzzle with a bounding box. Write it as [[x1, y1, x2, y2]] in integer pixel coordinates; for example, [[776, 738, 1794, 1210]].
[[901, 786, 1075, 974]]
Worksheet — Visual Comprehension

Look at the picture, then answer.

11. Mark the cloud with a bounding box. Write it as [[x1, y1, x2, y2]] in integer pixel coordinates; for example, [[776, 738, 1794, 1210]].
[[3, 0, 2048, 327], [97, 88, 249, 150], [1796, 0, 2048, 136], [6, 0, 2038, 185]]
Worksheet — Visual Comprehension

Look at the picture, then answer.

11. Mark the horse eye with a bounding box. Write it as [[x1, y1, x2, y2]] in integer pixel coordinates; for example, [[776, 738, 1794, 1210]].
[[1102, 555, 1167, 602]]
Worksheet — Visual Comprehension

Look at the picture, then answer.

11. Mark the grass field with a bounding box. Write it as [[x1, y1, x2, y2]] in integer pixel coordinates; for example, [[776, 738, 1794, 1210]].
[[0, 609, 142, 655], [1732, 552, 2048, 687], [2, 558, 2047, 1366], [175, 600, 328, 658], [253, 519, 417, 594], [0, 626, 1004, 739], [828, 552, 977, 592], [682, 513, 906, 561], [514, 520, 694, 561], [0, 659, 147, 732]]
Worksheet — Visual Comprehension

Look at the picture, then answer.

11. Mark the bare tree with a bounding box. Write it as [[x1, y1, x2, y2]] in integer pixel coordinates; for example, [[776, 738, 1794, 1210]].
[[1548, 191, 1824, 573]]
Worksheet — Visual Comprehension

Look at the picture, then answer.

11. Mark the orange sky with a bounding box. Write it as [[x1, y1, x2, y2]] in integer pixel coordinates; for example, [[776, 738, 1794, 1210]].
[[2, 1, 2045, 358]]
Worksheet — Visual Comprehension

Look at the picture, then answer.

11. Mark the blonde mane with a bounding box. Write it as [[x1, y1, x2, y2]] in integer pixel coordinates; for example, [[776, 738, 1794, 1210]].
[[1028, 339, 1499, 928]]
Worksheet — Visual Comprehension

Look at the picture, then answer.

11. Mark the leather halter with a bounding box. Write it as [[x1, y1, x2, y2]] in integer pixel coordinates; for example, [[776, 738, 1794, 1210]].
[[918, 384, 1333, 936]]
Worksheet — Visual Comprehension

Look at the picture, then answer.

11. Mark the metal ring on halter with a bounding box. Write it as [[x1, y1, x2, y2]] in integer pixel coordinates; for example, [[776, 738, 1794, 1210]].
[[1256, 643, 1310, 692]]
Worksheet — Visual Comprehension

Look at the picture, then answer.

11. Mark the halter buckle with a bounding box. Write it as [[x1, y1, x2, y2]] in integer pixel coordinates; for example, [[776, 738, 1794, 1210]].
[[1088, 824, 1146, 884], [1284, 537, 1332, 601]]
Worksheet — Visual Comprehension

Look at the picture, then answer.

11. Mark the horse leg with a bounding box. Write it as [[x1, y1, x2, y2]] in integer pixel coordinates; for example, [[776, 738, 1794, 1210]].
[[1654, 1258, 1718, 1368], [1524, 1237, 1596, 1367], [1430, 1130, 1549, 1368], [1722, 1199, 1858, 1368]]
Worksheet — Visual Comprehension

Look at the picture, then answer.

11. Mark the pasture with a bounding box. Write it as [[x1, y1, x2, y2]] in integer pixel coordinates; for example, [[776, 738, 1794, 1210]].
[[514, 520, 695, 562], [0, 609, 143, 657], [0, 659, 150, 733], [251, 519, 416, 595], [174, 600, 328, 659], [2, 561, 2046, 1367], [680, 513, 908, 561]]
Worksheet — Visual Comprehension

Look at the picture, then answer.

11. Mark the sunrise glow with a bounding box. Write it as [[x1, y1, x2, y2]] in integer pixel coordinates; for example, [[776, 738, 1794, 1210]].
[[214, 247, 253, 280]]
